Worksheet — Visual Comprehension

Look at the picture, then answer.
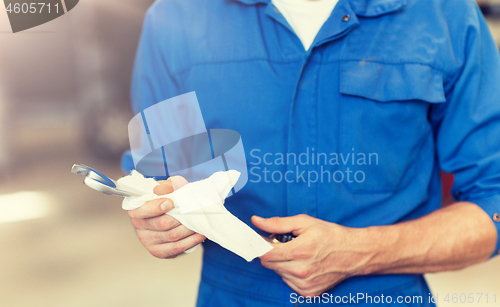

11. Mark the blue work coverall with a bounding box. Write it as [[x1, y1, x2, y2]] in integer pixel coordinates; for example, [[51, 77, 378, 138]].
[[122, 0, 500, 305]]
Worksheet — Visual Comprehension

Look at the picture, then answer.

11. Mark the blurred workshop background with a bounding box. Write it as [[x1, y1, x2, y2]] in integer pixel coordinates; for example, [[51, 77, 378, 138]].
[[0, 1, 499, 306]]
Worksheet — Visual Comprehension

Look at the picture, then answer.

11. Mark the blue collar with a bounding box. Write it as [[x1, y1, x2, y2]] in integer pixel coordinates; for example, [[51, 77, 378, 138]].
[[231, 0, 407, 17]]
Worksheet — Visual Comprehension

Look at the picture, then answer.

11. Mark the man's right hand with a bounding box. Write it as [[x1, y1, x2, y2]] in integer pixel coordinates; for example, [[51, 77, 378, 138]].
[[127, 176, 206, 259]]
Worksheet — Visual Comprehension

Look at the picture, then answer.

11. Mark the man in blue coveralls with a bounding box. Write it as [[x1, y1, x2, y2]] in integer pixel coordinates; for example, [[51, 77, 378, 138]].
[[122, 0, 500, 306]]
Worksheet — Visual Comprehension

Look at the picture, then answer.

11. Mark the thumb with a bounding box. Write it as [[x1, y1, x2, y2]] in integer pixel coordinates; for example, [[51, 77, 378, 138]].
[[251, 215, 310, 234], [153, 176, 189, 195]]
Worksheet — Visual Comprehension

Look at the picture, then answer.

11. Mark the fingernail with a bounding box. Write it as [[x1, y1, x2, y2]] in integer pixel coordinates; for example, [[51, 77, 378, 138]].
[[161, 200, 172, 211], [253, 216, 264, 222]]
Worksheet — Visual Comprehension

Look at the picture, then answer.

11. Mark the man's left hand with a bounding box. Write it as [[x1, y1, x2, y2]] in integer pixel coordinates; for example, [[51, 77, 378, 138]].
[[252, 214, 380, 297]]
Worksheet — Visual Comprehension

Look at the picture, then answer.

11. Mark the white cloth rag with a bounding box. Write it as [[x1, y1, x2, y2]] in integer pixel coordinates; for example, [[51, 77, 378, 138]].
[[117, 170, 273, 262]]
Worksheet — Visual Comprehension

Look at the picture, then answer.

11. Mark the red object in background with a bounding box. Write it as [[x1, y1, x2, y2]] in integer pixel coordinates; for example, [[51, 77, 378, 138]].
[[440, 171, 455, 206]]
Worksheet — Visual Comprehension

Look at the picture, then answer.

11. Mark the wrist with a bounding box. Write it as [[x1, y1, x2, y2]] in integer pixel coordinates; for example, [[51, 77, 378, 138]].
[[352, 224, 402, 276]]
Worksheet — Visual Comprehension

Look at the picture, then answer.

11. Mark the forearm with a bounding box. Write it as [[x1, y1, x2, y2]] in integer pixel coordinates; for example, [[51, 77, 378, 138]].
[[361, 202, 497, 275]]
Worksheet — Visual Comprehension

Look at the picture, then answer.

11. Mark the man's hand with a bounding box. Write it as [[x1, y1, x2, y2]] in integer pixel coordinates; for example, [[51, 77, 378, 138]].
[[252, 214, 380, 297], [128, 176, 206, 259], [252, 202, 497, 297]]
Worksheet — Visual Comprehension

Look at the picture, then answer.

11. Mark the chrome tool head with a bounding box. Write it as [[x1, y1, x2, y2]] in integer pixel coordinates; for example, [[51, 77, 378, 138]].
[[71, 164, 140, 197]]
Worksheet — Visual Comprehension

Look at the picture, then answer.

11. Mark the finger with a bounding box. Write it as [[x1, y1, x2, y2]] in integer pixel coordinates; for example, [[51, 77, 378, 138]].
[[282, 276, 304, 296], [260, 257, 295, 272], [269, 261, 315, 281], [282, 276, 326, 297], [260, 258, 287, 272], [259, 242, 296, 262], [131, 213, 181, 231], [154, 176, 189, 195], [153, 180, 174, 196], [127, 198, 174, 219], [149, 233, 206, 259], [251, 214, 314, 235], [137, 225, 195, 245]]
